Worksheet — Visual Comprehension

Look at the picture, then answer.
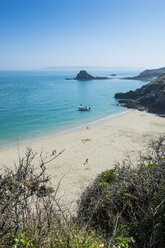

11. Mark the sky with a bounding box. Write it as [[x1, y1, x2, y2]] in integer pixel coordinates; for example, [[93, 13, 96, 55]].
[[0, 0, 165, 70]]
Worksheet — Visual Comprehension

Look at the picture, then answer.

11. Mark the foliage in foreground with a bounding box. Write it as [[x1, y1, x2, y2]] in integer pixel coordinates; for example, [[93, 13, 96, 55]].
[[77, 135, 165, 247], [0, 136, 165, 247], [0, 148, 104, 248]]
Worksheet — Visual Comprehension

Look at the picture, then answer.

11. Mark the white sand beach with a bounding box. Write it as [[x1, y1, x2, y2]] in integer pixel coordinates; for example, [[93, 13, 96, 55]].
[[0, 110, 165, 209]]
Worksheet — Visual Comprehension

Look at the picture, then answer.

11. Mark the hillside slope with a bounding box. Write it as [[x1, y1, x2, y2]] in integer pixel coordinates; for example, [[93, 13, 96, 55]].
[[115, 74, 165, 116], [122, 67, 165, 81]]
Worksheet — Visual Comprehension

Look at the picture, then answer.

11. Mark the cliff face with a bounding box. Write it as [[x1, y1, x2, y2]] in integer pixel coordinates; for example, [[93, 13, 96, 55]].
[[115, 74, 165, 116], [122, 67, 165, 81]]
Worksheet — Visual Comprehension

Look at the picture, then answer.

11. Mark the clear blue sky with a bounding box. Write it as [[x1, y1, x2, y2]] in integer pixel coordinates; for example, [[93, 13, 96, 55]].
[[0, 0, 165, 70]]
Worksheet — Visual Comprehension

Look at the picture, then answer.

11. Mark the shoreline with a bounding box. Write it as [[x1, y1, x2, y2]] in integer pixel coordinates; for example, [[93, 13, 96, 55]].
[[0, 108, 131, 151], [0, 110, 165, 209]]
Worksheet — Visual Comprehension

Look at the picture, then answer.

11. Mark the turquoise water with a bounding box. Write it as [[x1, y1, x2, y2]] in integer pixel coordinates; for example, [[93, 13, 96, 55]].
[[0, 69, 147, 147]]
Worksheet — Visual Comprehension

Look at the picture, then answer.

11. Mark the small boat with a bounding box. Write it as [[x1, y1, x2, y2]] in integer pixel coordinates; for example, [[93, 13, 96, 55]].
[[78, 105, 91, 111]]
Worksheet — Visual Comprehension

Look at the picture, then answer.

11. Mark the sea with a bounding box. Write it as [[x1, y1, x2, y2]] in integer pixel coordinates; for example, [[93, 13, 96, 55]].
[[0, 68, 147, 148]]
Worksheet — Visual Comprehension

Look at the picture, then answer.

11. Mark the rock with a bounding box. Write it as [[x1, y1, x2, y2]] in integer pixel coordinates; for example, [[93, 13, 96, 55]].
[[95, 76, 110, 80], [115, 90, 139, 99], [110, 74, 116, 76], [115, 74, 165, 116], [74, 70, 95, 80], [65, 70, 110, 80], [121, 67, 165, 81]]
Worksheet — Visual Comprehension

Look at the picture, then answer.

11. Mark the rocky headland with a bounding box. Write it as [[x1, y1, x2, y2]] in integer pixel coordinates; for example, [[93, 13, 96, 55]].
[[66, 70, 110, 80], [115, 74, 165, 116], [122, 67, 165, 81]]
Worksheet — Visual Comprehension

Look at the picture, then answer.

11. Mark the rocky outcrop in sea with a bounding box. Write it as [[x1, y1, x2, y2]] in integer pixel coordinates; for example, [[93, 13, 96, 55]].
[[115, 74, 165, 116], [66, 70, 110, 80]]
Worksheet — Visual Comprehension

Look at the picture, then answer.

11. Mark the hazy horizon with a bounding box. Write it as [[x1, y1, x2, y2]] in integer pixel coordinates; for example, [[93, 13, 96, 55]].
[[1, 0, 165, 70], [0, 65, 145, 72]]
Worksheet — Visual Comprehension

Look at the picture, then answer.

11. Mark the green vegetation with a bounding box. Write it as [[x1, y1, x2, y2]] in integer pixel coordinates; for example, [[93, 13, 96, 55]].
[[0, 148, 104, 248], [0, 136, 165, 247], [77, 136, 165, 247]]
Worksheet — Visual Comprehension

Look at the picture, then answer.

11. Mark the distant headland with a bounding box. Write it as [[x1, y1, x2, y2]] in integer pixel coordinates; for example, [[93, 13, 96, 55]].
[[65, 70, 110, 81], [121, 67, 165, 81]]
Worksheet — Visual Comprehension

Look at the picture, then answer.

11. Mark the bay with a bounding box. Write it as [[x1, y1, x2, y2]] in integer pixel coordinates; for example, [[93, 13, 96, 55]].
[[0, 68, 146, 147]]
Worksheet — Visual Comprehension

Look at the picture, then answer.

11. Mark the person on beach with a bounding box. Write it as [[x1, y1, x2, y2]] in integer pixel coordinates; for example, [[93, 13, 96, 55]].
[[51, 150, 56, 156], [83, 158, 88, 165]]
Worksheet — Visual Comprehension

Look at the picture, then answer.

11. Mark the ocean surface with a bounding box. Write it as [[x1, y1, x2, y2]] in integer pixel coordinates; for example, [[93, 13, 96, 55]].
[[0, 68, 147, 148]]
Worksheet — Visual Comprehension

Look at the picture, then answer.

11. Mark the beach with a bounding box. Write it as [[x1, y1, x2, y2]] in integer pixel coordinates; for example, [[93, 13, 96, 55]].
[[0, 110, 165, 209]]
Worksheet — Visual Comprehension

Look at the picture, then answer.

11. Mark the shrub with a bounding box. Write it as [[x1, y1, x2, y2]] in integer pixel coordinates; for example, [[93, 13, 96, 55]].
[[77, 136, 165, 247], [0, 147, 104, 248], [1, 136, 165, 247]]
